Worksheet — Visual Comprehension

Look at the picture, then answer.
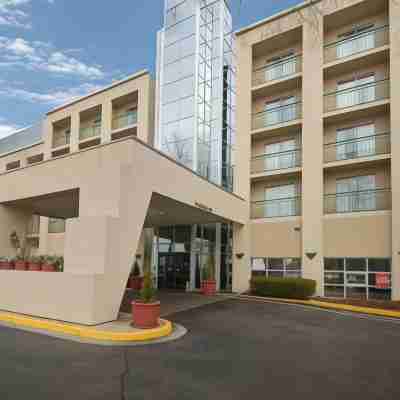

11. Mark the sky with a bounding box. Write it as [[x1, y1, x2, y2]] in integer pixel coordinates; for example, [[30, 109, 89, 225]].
[[0, 0, 303, 139]]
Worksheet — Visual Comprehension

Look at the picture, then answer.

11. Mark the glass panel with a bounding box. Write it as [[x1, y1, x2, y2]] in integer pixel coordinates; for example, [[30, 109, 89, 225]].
[[324, 286, 345, 298], [268, 258, 284, 270], [324, 258, 345, 271], [325, 272, 344, 284], [369, 288, 391, 301], [336, 31, 375, 59], [346, 286, 367, 299], [346, 273, 366, 285], [346, 258, 367, 271], [368, 258, 391, 272], [265, 184, 296, 217]]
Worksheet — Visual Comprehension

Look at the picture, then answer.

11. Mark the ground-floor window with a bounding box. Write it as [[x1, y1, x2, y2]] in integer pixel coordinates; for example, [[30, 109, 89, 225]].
[[324, 258, 391, 300], [251, 257, 302, 278]]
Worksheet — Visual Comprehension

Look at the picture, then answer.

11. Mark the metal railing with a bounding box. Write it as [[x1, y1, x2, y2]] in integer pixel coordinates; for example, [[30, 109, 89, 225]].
[[324, 25, 389, 64], [251, 196, 302, 219], [112, 111, 138, 131], [52, 131, 70, 149], [324, 132, 390, 163], [324, 79, 390, 113], [252, 101, 302, 131], [324, 188, 391, 214], [251, 148, 302, 174], [79, 123, 101, 141], [252, 55, 302, 87]]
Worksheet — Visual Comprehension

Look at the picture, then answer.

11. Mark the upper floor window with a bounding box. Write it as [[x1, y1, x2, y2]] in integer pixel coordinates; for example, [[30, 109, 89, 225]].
[[264, 183, 298, 217], [336, 73, 375, 108], [336, 23, 375, 59], [264, 52, 296, 81], [336, 123, 375, 160], [264, 96, 297, 126]]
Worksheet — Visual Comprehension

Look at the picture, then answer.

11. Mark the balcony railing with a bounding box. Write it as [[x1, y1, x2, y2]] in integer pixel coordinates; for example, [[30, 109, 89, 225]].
[[324, 188, 391, 214], [324, 25, 389, 64], [251, 196, 302, 219], [252, 101, 302, 131], [79, 123, 101, 141], [52, 132, 70, 149], [324, 79, 390, 113], [252, 55, 302, 87], [324, 132, 390, 163], [251, 148, 302, 174], [112, 110, 138, 131]]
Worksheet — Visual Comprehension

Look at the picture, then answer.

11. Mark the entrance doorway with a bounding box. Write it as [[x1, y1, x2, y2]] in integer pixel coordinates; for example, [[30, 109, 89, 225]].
[[158, 253, 191, 290]]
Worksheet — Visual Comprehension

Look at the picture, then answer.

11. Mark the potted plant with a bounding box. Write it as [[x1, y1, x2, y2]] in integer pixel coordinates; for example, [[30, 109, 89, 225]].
[[0, 257, 14, 270], [129, 258, 143, 290], [132, 231, 160, 329], [41, 255, 57, 272], [14, 255, 27, 271], [201, 253, 217, 296], [28, 255, 42, 271]]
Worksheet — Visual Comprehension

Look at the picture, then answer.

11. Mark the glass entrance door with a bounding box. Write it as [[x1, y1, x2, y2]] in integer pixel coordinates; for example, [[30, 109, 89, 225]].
[[158, 253, 191, 290]]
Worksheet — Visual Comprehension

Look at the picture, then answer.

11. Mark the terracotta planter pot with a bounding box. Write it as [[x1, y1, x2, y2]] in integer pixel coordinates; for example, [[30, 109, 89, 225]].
[[42, 263, 57, 272], [14, 261, 27, 271], [132, 301, 160, 329], [0, 261, 14, 270], [201, 280, 217, 296], [129, 276, 143, 291], [28, 263, 42, 271]]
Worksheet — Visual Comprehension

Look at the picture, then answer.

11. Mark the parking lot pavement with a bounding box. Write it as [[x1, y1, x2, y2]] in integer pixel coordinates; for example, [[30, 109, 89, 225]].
[[1, 299, 400, 400]]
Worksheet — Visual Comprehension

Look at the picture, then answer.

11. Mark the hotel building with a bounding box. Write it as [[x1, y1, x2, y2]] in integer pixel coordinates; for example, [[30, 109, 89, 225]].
[[0, 0, 399, 324]]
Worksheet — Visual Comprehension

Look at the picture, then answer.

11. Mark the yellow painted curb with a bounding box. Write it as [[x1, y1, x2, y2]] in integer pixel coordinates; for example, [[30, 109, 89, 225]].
[[239, 295, 400, 319], [0, 312, 173, 342]]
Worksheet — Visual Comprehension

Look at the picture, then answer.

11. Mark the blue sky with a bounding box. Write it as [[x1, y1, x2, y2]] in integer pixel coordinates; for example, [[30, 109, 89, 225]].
[[0, 0, 302, 138]]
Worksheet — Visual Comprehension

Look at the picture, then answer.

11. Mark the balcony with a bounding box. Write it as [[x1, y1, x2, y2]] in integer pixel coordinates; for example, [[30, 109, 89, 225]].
[[252, 55, 302, 88], [324, 79, 389, 117], [251, 196, 302, 219], [324, 188, 391, 214], [324, 132, 390, 164], [324, 25, 389, 65], [79, 124, 101, 142], [251, 148, 302, 175], [252, 102, 302, 133]]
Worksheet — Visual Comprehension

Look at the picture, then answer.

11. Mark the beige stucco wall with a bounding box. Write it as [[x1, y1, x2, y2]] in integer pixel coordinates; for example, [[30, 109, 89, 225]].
[[251, 218, 302, 258]]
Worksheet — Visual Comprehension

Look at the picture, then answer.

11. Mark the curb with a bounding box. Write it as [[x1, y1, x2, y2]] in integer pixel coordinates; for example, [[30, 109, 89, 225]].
[[0, 311, 173, 342], [238, 295, 400, 319]]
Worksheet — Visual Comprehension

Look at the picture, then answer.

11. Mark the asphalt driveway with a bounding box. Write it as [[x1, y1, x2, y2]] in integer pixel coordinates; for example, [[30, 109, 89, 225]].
[[1, 299, 400, 400]]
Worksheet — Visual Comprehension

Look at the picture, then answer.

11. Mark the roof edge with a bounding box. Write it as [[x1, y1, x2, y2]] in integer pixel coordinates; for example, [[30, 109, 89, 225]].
[[235, 0, 320, 36], [47, 69, 150, 115]]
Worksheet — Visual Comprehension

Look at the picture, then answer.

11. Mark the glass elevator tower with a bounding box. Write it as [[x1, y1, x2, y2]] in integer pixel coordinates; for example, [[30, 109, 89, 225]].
[[156, 0, 236, 191]]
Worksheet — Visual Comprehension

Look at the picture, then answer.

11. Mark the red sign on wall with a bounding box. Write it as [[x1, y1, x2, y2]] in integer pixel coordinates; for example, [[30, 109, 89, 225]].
[[376, 273, 390, 289]]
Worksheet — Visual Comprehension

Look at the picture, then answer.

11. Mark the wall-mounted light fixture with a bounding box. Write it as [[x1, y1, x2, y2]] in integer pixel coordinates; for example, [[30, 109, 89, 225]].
[[305, 252, 317, 260], [236, 253, 244, 259]]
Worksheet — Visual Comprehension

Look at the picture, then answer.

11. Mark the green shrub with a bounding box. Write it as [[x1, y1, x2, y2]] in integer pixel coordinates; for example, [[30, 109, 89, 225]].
[[250, 276, 316, 300]]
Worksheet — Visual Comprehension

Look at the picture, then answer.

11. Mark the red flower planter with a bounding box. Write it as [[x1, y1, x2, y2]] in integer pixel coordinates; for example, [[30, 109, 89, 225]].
[[14, 261, 27, 271], [129, 277, 143, 291], [42, 263, 57, 272], [132, 301, 160, 329], [201, 280, 217, 296], [28, 263, 42, 271], [0, 261, 14, 270]]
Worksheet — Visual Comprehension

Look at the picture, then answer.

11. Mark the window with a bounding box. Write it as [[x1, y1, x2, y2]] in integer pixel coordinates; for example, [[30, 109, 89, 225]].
[[336, 123, 375, 160], [264, 96, 297, 126], [265, 52, 296, 81], [6, 160, 20, 171], [48, 218, 66, 234], [264, 139, 297, 171], [265, 184, 298, 217], [336, 74, 376, 109], [336, 24, 375, 59], [336, 175, 376, 212], [251, 257, 302, 278], [324, 258, 391, 300]]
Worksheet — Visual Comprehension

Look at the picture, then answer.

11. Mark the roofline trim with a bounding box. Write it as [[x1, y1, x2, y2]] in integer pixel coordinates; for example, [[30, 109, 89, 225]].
[[235, 0, 320, 36], [47, 69, 150, 115]]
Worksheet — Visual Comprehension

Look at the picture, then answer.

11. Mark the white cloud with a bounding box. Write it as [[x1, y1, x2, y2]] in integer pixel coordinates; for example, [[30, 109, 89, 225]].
[[0, 83, 104, 106], [0, 117, 20, 139], [0, 37, 105, 79], [0, 0, 55, 29]]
